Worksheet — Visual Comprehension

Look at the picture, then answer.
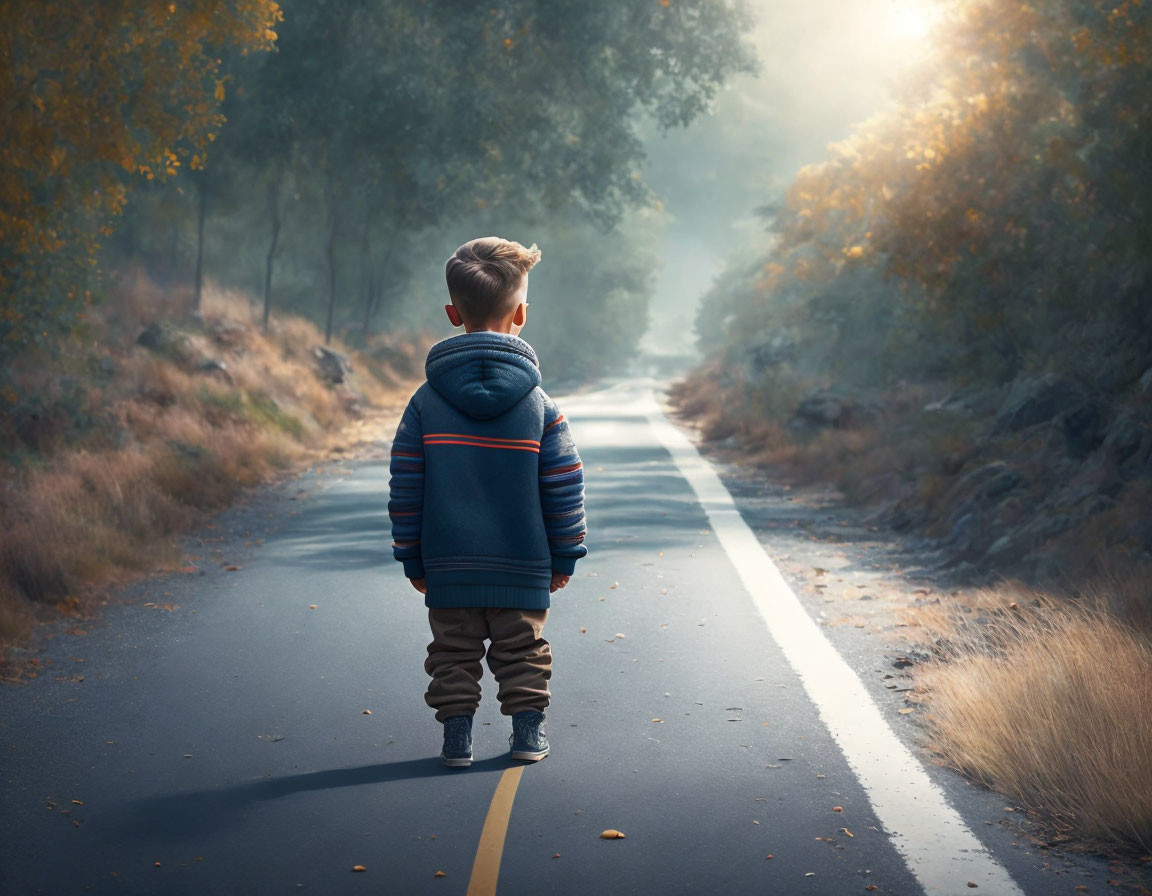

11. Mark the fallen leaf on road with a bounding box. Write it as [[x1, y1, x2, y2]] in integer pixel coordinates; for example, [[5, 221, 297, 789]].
[[434, 869, 446, 877], [154, 862, 162, 868], [309, 604, 318, 609], [833, 806, 843, 813], [652, 718, 663, 723], [841, 828, 853, 837], [968, 883, 979, 889], [72, 800, 83, 805], [352, 865, 366, 872], [600, 829, 626, 839], [660, 588, 668, 595], [610, 582, 619, 589], [362, 710, 372, 715], [752, 820, 760, 825], [224, 565, 242, 571], [615, 632, 625, 639], [580, 627, 587, 633], [805, 872, 815, 877], [552, 853, 560, 859], [898, 708, 914, 715]]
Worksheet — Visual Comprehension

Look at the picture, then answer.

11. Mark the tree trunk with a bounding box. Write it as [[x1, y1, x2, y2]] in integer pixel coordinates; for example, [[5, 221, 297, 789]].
[[362, 272, 379, 340], [262, 175, 282, 333], [361, 238, 395, 341], [323, 196, 338, 346], [193, 176, 208, 317]]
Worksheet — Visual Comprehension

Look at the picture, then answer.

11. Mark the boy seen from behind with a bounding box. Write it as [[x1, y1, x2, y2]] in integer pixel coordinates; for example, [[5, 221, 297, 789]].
[[388, 237, 587, 767]]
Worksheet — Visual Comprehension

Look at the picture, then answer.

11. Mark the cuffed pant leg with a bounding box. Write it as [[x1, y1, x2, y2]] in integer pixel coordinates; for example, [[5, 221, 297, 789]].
[[485, 608, 551, 716], [425, 608, 487, 723]]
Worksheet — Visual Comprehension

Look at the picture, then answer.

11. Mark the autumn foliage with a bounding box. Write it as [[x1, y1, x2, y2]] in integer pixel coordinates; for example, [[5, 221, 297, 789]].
[[0, 0, 281, 350], [697, 0, 1152, 388], [679, 0, 1152, 594]]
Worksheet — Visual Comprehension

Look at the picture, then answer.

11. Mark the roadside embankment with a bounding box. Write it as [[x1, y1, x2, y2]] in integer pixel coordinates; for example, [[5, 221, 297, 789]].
[[672, 368, 1152, 857], [0, 277, 422, 653], [671, 366, 1152, 595]]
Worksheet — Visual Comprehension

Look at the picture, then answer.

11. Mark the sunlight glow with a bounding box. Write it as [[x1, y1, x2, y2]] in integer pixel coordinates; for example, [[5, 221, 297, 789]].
[[889, 2, 935, 41]]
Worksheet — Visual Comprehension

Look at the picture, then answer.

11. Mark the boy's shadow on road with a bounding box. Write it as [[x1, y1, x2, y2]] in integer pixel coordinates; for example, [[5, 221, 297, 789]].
[[106, 756, 512, 843]]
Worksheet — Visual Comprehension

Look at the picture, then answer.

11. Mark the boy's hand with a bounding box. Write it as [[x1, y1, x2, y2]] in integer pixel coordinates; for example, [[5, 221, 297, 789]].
[[410, 577, 427, 594], [549, 572, 570, 593]]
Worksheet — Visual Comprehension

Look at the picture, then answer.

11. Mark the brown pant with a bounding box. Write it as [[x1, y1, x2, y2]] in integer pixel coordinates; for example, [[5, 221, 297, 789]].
[[424, 607, 551, 722]]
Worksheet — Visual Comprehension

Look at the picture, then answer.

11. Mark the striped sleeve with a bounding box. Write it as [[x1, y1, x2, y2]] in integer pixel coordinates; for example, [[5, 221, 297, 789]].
[[388, 396, 425, 579], [539, 404, 587, 575]]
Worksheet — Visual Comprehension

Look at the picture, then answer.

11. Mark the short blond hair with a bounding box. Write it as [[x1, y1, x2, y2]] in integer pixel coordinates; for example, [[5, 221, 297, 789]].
[[445, 237, 541, 323]]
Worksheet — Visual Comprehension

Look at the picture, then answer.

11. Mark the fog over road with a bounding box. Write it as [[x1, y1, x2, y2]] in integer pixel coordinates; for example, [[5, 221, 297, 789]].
[[0, 381, 1116, 895]]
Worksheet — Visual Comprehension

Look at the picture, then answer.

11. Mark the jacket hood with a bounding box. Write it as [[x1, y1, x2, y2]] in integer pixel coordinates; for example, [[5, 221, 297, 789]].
[[425, 332, 541, 420]]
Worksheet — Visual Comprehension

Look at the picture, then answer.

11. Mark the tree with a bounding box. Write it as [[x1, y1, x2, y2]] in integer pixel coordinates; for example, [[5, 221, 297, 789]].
[[0, 0, 281, 351], [200, 0, 756, 340], [695, 0, 1152, 396]]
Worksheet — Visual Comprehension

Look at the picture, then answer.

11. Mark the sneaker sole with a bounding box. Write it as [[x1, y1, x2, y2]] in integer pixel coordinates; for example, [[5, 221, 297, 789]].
[[510, 748, 549, 761], [441, 754, 473, 768]]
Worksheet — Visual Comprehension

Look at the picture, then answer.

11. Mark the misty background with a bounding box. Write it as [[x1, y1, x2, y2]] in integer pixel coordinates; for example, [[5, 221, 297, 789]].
[[641, 0, 931, 358]]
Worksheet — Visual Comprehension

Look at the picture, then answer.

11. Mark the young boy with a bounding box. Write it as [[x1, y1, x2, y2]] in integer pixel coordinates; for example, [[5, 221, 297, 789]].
[[388, 236, 587, 767]]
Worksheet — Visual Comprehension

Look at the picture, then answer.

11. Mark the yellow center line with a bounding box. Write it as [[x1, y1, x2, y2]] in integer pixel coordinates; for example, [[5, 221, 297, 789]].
[[466, 766, 524, 896]]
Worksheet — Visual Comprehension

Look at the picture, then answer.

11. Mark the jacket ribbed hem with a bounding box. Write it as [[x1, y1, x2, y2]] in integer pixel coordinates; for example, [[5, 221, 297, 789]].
[[425, 584, 550, 610]]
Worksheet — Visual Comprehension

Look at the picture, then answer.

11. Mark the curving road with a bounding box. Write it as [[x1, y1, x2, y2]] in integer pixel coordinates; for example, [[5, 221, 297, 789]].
[[0, 380, 1121, 895]]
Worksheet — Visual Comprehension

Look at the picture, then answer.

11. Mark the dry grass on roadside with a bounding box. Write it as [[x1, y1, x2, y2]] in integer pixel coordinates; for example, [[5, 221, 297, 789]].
[[913, 582, 1152, 850], [0, 278, 420, 651]]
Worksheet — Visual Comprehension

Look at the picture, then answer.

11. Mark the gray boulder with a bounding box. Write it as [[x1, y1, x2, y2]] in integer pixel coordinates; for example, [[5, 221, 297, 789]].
[[137, 322, 194, 365], [946, 461, 1027, 518], [993, 374, 1081, 434], [196, 358, 233, 385], [789, 389, 867, 430], [313, 346, 353, 384]]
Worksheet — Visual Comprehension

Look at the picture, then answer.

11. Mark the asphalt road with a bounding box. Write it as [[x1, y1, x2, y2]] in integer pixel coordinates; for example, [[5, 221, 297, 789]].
[[0, 380, 1122, 895]]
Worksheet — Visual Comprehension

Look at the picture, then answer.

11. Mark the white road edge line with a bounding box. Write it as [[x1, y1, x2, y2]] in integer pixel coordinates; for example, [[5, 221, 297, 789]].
[[646, 396, 1026, 896]]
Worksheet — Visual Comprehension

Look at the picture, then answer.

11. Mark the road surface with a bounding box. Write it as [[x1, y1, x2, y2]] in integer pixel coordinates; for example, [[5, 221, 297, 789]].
[[0, 380, 1122, 894]]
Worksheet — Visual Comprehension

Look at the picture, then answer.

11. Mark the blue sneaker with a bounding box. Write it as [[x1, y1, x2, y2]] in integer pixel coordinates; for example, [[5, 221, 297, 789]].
[[441, 716, 473, 767], [509, 710, 549, 761]]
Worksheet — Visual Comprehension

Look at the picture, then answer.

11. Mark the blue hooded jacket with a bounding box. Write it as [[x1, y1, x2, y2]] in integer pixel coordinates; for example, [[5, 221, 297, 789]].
[[388, 332, 587, 609]]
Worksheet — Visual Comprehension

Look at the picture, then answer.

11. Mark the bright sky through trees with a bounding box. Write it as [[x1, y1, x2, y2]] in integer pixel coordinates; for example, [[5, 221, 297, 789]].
[[641, 0, 945, 355], [887, 1, 939, 42]]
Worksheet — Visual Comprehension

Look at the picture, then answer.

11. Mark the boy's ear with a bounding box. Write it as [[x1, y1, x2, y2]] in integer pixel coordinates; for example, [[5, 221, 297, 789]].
[[512, 302, 527, 327], [445, 304, 464, 327]]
